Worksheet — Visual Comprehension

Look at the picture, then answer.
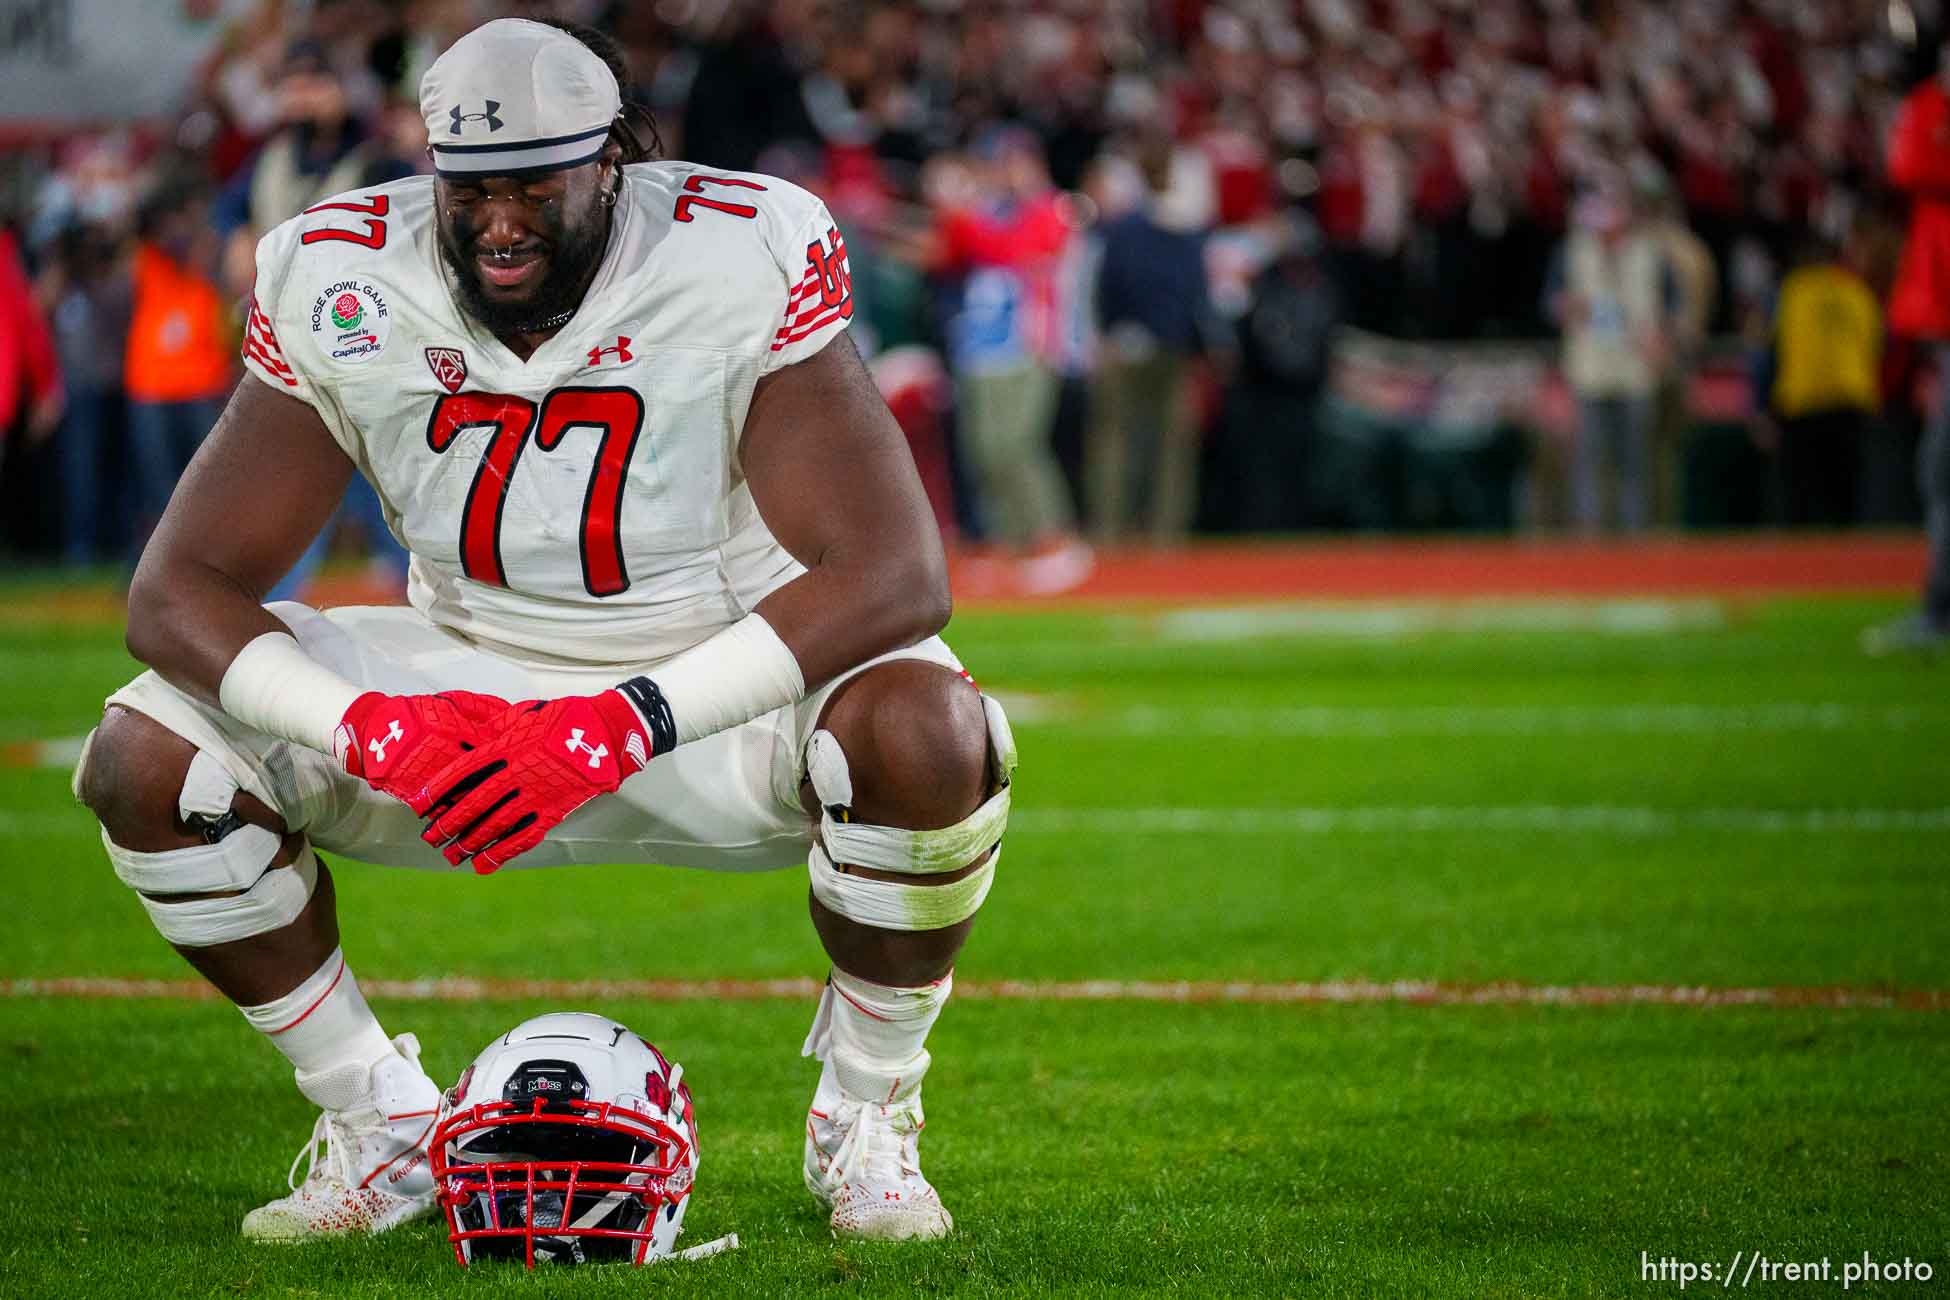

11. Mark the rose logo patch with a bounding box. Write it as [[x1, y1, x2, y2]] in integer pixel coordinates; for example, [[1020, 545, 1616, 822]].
[[310, 279, 392, 364], [330, 293, 363, 330]]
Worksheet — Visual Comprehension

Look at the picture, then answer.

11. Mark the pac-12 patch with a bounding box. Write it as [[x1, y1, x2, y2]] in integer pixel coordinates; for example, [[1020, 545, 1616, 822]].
[[309, 279, 392, 364]]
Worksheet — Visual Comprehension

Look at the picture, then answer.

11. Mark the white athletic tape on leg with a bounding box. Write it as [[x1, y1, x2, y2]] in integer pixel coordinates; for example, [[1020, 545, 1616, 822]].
[[804, 730, 854, 809], [134, 845, 318, 948], [804, 692, 1019, 876], [801, 978, 835, 1058], [103, 823, 287, 895], [177, 749, 240, 822], [819, 968, 951, 1102], [820, 789, 1010, 874], [981, 692, 1019, 783], [808, 841, 996, 931], [69, 726, 97, 803]]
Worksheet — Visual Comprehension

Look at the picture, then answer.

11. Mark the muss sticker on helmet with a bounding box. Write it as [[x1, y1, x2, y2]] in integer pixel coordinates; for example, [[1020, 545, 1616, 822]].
[[309, 279, 392, 364], [504, 1059, 589, 1106]]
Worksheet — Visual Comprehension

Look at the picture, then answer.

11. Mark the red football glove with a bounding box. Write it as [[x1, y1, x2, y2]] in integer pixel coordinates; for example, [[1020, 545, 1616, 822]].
[[415, 686, 666, 873], [334, 690, 512, 807]]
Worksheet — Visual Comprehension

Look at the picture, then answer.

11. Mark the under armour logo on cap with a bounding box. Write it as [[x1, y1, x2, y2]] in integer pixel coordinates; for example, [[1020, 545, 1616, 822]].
[[449, 101, 503, 135], [421, 18, 621, 177]]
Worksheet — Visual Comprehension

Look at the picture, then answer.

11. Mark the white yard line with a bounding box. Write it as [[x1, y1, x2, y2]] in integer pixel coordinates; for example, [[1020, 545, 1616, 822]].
[[1071, 703, 1936, 736], [0, 975, 1939, 1010], [1153, 599, 1728, 642]]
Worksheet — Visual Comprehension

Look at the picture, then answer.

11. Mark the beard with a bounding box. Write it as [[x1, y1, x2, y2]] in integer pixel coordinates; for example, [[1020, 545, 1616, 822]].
[[437, 194, 612, 337]]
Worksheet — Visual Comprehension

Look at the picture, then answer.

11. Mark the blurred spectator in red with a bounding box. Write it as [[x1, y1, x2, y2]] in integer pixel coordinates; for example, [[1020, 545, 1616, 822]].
[[871, 344, 957, 540], [1088, 130, 1214, 543], [1318, 96, 1411, 336], [124, 175, 232, 561], [923, 127, 1090, 591], [0, 223, 63, 444], [1547, 185, 1667, 533], [0, 220, 63, 559], [1752, 232, 1882, 527], [1867, 34, 1950, 653]]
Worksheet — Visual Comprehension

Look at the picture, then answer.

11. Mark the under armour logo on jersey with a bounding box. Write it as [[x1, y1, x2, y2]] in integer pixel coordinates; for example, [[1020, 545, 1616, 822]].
[[449, 101, 503, 135], [586, 336, 633, 367], [564, 729, 609, 768], [369, 720, 405, 764]]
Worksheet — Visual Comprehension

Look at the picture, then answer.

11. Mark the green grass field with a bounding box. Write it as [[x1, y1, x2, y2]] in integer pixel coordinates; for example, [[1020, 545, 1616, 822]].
[[2, 579, 1947, 1296]]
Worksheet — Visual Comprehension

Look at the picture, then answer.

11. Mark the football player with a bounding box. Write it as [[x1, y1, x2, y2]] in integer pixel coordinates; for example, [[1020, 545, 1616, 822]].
[[74, 19, 1012, 1246]]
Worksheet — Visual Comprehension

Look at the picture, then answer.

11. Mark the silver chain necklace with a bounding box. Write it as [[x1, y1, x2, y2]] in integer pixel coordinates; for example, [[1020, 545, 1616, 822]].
[[485, 247, 576, 335]]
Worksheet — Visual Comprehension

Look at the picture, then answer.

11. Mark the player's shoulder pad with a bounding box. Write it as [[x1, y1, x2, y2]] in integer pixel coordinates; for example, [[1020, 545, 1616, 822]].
[[251, 174, 435, 310], [625, 161, 834, 277]]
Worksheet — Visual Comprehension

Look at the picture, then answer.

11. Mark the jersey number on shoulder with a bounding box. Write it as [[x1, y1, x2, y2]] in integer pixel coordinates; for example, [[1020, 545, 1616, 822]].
[[672, 174, 765, 223], [425, 387, 645, 597], [300, 194, 389, 249]]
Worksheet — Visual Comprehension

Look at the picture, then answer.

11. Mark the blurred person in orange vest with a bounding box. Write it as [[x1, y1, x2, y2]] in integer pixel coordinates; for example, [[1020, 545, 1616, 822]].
[[125, 174, 233, 561], [1865, 36, 1950, 654]]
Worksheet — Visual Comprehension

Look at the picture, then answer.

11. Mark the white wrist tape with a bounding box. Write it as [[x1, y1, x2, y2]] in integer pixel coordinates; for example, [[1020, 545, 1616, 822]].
[[637, 612, 805, 746], [218, 631, 364, 754]]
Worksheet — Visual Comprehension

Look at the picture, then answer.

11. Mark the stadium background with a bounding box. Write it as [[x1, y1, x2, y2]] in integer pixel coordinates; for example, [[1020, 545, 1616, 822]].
[[1, 1, 1947, 1296]]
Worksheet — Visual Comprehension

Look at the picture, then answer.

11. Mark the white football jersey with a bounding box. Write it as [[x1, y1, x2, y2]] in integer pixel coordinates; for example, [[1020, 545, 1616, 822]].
[[241, 162, 855, 666]]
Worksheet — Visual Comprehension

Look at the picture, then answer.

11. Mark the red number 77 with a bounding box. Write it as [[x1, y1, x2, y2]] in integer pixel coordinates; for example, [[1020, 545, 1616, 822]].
[[673, 174, 765, 223], [300, 194, 390, 248]]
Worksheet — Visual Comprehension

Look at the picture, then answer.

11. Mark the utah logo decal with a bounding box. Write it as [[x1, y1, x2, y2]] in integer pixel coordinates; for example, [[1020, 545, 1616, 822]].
[[425, 347, 467, 394]]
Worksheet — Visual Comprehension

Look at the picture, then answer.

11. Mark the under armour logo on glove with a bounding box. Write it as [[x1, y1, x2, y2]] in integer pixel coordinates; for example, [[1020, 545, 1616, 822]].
[[417, 685, 674, 873], [449, 101, 503, 134], [563, 729, 609, 769], [337, 690, 511, 810], [369, 720, 406, 765]]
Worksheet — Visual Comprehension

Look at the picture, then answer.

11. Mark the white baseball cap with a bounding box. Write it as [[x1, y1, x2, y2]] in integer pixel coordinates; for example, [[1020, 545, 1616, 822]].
[[420, 19, 620, 178]]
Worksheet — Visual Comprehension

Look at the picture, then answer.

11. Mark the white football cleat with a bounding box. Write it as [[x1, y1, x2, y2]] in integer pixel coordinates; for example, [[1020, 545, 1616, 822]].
[[803, 1059, 953, 1241], [241, 1033, 442, 1242]]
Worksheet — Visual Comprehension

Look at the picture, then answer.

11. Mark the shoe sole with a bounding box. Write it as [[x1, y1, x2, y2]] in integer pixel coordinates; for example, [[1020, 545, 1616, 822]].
[[830, 1205, 955, 1241], [240, 1192, 435, 1242]]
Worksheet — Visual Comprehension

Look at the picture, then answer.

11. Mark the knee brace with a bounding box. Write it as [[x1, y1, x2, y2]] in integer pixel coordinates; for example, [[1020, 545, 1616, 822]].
[[803, 693, 1016, 932], [90, 746, 315, 948]]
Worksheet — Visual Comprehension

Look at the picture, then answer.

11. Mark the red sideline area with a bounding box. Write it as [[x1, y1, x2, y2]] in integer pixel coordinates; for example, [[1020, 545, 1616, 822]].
[[947, 534, 1930, 605], [303, 533, 1927, 608]]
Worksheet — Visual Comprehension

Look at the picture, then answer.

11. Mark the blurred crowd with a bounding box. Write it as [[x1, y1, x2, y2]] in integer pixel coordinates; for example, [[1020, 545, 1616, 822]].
[[2, 0, 1948, 585]]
